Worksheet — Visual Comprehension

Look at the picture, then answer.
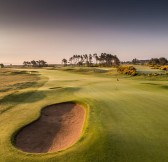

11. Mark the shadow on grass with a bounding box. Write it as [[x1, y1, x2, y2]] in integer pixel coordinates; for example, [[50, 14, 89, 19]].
[[10, 71, 38, 75], [49, 87, 62, 90], [13, 82, 40, 89], [0, 91, 46, 104], [141, 83, 168, 90], [49, 86, 81, 92], [141, 83, 160, 86], [61, 68, 107, 73], [0, 86, 80, 105], [0, 90, 47, 114], [64, 86, 81, 92], [0, 82, 39, 93], [0, 88, 11, 92], [0, 86, 81, 114], [162, 85, 168, 89]]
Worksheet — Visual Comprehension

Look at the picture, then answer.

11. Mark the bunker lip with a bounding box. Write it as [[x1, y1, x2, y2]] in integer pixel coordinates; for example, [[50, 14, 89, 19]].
[[15, 102, 86, 153]]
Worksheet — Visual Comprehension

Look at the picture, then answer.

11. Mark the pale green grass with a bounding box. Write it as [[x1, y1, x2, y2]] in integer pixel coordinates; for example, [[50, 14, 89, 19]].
[[134, 65, 165, 74], [0, 68, 168, 162]]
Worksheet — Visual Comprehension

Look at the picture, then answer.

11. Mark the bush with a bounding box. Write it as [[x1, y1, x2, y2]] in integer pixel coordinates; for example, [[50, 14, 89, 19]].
[[160, 65, 168, 71], [117, 65, 137, 76], [0, 64, 4, 68]]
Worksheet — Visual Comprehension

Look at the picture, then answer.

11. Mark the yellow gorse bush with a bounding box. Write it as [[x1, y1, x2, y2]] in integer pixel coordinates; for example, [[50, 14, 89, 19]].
[[117, 65, 137, 76], [160, 65, 168, 71]]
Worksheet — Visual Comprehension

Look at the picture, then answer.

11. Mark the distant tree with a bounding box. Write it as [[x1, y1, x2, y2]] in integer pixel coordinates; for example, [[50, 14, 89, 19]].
[[27, 61, 31, 67], [62, 58, 67, 66], [36, 60, 40, 67], [62, 53, 120, 67], [0, 63, 4, 68], [77, 55, 80, 63], [31, 60, 37, 67], [39, 60, 48, 67], [132, 58, 140, 65], [77, 61, 83, 66], [69, 57, 73, 66], [23, 61, 28, 67], [84, 54, 89, 66], [80, 55, 84, 64], [23, 60, 47, 67], [98, 53, 120, 66], [89, 54, 93, 66], [113, 55, 120, 66], [149, 58, 160, 65], [93, 53, 98, 64], [159, 57, 167, 65]]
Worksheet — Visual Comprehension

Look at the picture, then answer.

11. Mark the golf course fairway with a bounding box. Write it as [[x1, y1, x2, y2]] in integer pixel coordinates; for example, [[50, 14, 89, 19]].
[[0, 68, 168, 162]]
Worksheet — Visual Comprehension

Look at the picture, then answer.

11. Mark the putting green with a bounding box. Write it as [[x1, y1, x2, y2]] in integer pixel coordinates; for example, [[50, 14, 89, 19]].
[[0, 68, 168, 162]]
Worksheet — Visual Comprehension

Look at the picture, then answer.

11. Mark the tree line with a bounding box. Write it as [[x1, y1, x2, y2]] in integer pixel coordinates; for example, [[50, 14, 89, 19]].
[[62, 53, 120, 67], [23, 60, 48, 67], [149, 57, 168, 65], [131, 57, 168, 65]]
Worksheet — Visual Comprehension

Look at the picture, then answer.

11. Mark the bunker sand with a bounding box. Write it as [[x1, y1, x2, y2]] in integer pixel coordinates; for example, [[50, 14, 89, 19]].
[[15, 102, 86, 153]]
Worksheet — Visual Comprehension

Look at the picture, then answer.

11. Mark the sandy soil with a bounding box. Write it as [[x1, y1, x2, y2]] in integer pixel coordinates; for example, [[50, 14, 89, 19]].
[[15, 102, 86, 153]]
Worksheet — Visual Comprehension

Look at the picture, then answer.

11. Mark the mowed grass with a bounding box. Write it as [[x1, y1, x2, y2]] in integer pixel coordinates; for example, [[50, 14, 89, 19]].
[[0, 67, 168, 162], [134, 65, 165, 74]]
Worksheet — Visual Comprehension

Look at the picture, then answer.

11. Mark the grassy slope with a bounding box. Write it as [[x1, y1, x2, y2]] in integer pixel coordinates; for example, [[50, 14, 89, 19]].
[[134, 65, 165, 74], [0, 68, 168, 162]]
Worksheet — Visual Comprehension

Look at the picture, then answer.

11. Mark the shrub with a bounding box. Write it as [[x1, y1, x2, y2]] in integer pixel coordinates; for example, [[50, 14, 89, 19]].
[[160, 65, 168, 71], [117, 65, 137, 76], [0, 64, 4, 68]]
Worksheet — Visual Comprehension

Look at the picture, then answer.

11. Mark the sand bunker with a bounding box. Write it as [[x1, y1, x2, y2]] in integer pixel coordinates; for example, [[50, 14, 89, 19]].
[[15, 102, 86, 153]]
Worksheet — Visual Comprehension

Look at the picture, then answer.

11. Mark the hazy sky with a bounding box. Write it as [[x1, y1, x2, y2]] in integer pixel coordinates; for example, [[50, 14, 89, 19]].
[[0, 0, 168, 64]]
